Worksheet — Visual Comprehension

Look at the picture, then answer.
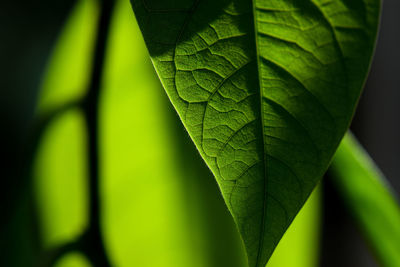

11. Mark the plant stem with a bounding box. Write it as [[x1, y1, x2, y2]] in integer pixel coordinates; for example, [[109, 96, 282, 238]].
[[82, 0, 115, 265], [329, 132, 400, 267]]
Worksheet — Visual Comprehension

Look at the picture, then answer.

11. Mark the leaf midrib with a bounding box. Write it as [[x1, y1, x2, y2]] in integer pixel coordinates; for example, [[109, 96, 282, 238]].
[[250, 0, 268, 266], [158, 0, 347, 265]]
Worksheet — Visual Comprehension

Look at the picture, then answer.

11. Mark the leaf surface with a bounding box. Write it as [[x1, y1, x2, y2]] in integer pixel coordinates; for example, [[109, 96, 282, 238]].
[[130, 0, 380, 266]]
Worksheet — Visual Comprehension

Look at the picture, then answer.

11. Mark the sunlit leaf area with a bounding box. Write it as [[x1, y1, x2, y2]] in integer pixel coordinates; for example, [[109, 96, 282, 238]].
[[33, 0, 321, 266]]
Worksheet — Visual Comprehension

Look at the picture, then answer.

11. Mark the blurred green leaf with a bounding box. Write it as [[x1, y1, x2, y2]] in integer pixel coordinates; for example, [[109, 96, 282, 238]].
[[54, 252, 92, 267], [34, 109, 88, 248], [330, 132, 400, 267], [37, 0, 99, 114], [130, 0, 380, 265], [267, 185, 321, 267]]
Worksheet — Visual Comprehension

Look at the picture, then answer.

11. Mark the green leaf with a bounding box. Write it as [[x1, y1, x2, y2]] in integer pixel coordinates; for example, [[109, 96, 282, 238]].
[[330, 132, 400, 267], [130, 1, 380, 266], [54, 253, 92, 267]]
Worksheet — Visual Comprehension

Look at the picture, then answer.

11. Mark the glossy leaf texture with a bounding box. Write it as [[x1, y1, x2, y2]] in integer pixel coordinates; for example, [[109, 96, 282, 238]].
[[331, 132, 400, 267], [130, 0, 381, 266]]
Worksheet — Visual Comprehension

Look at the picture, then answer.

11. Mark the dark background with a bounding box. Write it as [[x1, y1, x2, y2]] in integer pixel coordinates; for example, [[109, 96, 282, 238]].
[[0, 0, 398, 266], [0, 0, 76, 265], [0, 0, 76, 220]]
